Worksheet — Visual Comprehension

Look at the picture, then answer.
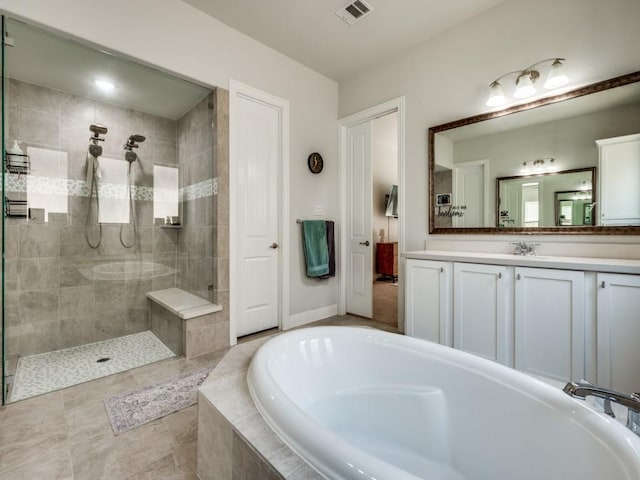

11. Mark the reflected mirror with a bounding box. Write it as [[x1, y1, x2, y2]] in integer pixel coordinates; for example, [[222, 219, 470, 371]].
[[497, 168, 595, 228], [429, 71, 640, 234]]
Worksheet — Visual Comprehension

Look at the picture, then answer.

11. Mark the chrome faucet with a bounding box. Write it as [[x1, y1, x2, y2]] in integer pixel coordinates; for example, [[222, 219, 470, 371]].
[[510, 242, 540, 256], [563, 380, 640, 436]]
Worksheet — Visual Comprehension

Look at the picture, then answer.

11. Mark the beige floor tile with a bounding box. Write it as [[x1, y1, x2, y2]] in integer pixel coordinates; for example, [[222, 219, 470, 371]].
[[0, 450, 73, 480], [130, 356, 196, 386]]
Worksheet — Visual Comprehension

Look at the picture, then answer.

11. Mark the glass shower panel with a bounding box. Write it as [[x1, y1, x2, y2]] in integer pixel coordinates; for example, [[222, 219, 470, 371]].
[[2, 15, 7, 405], [0, 17, 214, 402]]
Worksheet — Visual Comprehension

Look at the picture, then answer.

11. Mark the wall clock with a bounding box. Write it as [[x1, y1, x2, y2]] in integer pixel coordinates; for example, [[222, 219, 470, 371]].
[[307, 152, 323, 174]]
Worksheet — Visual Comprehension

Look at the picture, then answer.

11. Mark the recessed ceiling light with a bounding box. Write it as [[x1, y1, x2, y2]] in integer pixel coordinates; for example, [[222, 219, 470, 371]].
[[95, 79, 115, 91]]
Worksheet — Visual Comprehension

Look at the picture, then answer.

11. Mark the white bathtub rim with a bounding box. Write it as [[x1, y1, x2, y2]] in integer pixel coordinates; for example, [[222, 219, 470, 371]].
[[248, 326, 640, 480]]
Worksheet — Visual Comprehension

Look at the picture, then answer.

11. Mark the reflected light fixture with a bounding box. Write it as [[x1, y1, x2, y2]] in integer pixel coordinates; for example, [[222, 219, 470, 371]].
[[486, 58, 568, 107]]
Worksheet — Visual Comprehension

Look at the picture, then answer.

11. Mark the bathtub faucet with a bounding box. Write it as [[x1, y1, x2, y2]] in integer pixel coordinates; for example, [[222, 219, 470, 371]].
[[563, 381, 640, 436]]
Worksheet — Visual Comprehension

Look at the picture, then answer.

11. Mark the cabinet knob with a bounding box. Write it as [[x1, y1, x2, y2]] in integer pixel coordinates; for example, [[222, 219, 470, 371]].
[[601, 281, 606, 289], [517, 273, 521, 280], [440, 267, 444, 273], [498, 272, 502, 279]]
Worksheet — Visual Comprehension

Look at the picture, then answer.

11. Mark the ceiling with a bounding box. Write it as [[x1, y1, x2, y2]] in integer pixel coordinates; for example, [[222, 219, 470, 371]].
[[6, 19, 211, 120], [182, 0, 506, 81]]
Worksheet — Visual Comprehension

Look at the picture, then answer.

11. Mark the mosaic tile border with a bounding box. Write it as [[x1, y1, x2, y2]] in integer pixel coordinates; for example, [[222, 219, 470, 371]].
[[2, 174, 216, 201]]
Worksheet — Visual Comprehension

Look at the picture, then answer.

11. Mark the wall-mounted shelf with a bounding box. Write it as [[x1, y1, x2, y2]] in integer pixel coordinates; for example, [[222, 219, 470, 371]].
[[5, 197, 28, 218], [5, 153, 30, 175]]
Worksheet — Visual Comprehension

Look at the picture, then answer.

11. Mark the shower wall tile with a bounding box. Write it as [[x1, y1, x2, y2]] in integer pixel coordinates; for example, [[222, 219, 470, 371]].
[[18, 289, 59, 324], [7, 106, 19, 145], [60, 94, 95, 122], [20, 82, 61, 115], [94, 280, 126, 308], [126, 308, 150, 334], [19, 225, 60, 258], [125, 279, 153, 309], [8, 78, 20, 108], [59, 286, 95, 318], [59, 316, 94, 349], [20, 109, 59, 147], [19, 258, 60, 290], [60, 116, 93, 153], [153, 138, 178, 165]]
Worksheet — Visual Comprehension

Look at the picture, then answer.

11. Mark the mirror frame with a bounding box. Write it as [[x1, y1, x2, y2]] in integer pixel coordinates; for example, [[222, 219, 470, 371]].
[[428, 70, 640, 235]]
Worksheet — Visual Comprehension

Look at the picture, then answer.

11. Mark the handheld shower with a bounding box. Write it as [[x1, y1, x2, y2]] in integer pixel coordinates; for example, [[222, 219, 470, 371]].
[[123, 134, 145, 162], [88, 124, 108, 157]]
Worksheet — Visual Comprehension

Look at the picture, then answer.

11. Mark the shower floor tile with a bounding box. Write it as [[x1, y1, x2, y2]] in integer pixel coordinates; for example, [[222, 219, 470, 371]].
[[10, 331, 175, 402]]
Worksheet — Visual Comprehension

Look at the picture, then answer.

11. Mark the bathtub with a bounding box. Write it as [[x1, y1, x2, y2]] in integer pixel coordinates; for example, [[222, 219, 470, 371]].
[[248, 326, 640, 480]]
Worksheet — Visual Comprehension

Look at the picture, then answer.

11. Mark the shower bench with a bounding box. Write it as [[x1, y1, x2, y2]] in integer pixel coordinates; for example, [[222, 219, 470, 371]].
[[146, 287, 224, 358]]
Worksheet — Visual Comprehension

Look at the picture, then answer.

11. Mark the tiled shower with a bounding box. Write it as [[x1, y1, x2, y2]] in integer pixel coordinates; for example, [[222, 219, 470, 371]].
[[1, 18, 229, 403]]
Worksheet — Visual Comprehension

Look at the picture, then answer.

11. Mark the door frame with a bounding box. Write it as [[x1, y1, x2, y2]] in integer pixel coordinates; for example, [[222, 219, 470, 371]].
[[229, 79, 290, 345], [338, 96, 406, 329]]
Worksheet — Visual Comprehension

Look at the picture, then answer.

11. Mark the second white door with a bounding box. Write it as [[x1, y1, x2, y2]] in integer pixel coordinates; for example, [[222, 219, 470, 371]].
[[346, 121, 373, 317], [235, 93, 281, 337]]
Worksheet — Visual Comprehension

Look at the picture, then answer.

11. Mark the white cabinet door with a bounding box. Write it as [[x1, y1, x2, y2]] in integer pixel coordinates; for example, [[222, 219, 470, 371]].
[[597, 273, 640, 392], [454, 263, 510, 365], [405, 259, 452, 345], [515, 267, 585, 382], [597, 133, 640, 225]]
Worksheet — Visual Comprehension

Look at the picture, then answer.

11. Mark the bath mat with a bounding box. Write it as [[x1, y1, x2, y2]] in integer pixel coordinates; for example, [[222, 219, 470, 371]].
[[104, 365, 214, 435]]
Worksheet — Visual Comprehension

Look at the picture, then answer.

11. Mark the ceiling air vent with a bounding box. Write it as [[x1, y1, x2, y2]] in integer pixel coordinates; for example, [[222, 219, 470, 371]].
[[335, 0, 374, 25]]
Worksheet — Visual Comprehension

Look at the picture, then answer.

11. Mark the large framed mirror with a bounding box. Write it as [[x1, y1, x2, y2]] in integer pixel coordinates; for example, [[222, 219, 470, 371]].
[[429, 71, 640, 234]]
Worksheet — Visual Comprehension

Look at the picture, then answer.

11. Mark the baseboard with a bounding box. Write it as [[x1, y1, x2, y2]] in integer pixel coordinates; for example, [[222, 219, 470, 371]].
[[285, 304, 338, 330]]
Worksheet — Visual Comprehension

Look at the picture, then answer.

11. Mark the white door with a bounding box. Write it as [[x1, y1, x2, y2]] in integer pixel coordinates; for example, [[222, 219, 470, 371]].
[[454, 263, 510, 365], [515, 267, 585, 382], [596, 273, 640, 392], [453, 161, 486, 227], [235, 94, 280, 337], [346, 121, 373, 317], [405, 259, 452, 346]]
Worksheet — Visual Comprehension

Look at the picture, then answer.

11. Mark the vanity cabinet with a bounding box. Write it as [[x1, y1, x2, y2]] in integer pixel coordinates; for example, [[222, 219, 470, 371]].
[[596, 273, 640, 392], [453, 263, 510, 365], [597, 133, 640, 226], [405, 259, 452, 345], [514, 267, 585, 382]]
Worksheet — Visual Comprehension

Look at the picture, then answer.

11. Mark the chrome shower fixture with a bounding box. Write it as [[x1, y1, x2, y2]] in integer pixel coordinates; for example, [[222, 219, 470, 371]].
[[88, 124, 108, 157], [123, 134, 145, 150], [123, 134, 145, 162], [89, 124, 108, 139]]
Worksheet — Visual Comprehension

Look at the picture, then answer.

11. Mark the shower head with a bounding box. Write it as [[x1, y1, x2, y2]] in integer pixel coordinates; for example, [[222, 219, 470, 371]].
[[124, 134, 146, 152], [90, 124, 108, 138]]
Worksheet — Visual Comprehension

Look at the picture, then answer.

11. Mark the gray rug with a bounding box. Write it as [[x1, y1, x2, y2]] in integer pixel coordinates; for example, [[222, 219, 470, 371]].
[[104, 365, 214, 435]]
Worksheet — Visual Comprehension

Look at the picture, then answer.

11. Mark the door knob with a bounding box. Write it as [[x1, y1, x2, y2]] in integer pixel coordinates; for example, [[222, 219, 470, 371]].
[[269, 242, 279, 249], [359, 240, 370, 246]]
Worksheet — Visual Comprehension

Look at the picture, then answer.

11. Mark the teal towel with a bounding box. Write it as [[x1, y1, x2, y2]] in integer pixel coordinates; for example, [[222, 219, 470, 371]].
[[302, 221, 329, 277]]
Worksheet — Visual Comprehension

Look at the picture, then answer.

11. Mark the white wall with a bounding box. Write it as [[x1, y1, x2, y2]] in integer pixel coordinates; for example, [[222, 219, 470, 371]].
[[0, 0, 339, 318], [339, 0, 640, 256]]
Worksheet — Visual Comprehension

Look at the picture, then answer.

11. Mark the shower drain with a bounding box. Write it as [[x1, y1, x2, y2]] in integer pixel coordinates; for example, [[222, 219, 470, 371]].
[[96, 357, 111, 363]]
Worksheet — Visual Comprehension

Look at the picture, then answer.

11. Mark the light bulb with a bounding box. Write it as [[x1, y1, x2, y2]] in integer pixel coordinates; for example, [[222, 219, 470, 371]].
[[514, 72, 536, 99], [486, 81, 506, 107], [544, 59, 568, 89]]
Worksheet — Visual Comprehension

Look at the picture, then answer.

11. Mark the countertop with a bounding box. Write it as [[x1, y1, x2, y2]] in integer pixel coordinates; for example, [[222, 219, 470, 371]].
[[403, 250, 640, 274]]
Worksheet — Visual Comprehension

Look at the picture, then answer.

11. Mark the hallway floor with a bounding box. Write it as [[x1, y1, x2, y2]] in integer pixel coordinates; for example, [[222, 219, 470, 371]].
[[0, 315, 396, 480]]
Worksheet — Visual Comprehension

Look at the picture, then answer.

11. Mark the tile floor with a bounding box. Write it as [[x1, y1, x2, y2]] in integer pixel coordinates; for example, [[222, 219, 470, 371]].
[[0, 315, 398, 480], [11, 331, 175, 402]]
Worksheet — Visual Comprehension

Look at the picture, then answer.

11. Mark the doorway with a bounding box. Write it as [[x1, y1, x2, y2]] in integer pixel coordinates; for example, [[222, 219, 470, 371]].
[[339, 97, 405, 331]]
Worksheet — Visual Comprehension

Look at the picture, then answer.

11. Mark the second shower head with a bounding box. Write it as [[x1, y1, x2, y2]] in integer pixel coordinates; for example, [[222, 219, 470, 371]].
[[124, 134, 146, 150]]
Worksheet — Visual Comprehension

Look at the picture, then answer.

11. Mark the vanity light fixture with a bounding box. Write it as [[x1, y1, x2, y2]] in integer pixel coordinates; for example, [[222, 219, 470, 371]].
[[522, 158, 555, 173], [486, 58, 568, 107]]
